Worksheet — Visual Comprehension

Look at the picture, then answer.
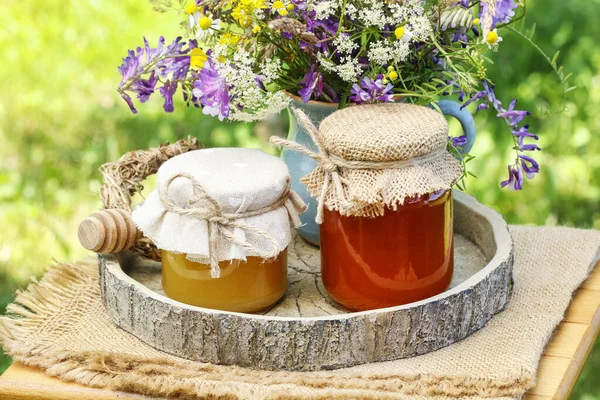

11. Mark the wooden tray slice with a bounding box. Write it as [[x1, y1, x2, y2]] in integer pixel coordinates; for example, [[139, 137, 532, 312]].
[[99, 190, 514, 371]]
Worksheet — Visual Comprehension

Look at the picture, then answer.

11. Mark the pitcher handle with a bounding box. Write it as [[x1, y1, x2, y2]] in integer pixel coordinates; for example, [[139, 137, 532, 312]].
[[436, 100, 476, 154]]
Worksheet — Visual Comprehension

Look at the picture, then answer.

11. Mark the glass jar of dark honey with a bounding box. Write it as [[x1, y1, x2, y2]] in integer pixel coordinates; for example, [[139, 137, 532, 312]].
[[320, 190, 453, 311], [278, 103, 464, 311]]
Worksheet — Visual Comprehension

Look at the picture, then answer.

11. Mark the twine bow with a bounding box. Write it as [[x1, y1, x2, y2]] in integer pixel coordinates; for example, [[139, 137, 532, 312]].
[[159, 172, 306, 278], [270, 108, 448, 224]]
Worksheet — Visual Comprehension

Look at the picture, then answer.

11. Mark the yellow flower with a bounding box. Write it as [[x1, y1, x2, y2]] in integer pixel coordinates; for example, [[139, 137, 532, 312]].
[[250, 0, 266, 8], [234, 0, 265, 7], [219, 32, 241, 46], [232, 6, 251, 27], [272, 0, 292, 16], [190, 47, 208, 70], [184, 1, 197, 14], [394, 26, 405, 40], [217, 56, 227, 63], [388, 71, 399, 81], [473, 18, 480, 25], [231, 0, 266, 28], [252, 24, 261, 34]]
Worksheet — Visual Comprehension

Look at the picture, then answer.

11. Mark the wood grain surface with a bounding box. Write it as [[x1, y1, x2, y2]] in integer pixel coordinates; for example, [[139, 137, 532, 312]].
[[524, 260, 600, 400]]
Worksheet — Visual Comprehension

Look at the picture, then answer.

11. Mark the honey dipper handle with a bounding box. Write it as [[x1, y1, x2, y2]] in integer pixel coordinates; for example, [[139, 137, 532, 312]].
[[78, 209, 140, 254]]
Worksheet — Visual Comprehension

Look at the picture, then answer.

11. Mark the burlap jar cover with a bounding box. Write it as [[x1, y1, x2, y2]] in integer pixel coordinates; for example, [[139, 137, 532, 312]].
[[132, 148, 306, 278], [271, 103, 463, 221]]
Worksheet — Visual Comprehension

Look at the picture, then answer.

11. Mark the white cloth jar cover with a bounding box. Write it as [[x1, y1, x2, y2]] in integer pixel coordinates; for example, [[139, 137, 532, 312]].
[[132, 148, 305, 278]]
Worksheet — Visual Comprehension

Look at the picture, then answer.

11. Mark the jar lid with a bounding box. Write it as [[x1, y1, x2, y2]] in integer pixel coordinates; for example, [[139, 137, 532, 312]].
[[271, 104, 462, 221], [132, 148, 305, 278], [320, 103, 450, 162]]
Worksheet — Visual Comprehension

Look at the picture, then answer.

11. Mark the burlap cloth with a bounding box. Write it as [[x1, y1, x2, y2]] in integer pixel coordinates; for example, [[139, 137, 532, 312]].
[[1, 225, 599, 400], [271, 104, 463, 220]]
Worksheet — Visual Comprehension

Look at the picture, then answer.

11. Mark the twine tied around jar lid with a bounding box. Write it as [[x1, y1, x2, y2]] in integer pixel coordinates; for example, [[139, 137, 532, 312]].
[[159, 172, 306, 278], [271, 105, 462, 222]]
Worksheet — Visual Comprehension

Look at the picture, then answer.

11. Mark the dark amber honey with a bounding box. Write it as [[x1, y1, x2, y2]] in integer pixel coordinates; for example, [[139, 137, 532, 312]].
[[162, 250, 288, 313], [320, 190, 453, 311]]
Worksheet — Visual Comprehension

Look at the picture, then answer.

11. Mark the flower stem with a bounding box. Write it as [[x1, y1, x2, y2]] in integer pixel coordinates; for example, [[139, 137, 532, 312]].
[[338, 95, 348, 109]]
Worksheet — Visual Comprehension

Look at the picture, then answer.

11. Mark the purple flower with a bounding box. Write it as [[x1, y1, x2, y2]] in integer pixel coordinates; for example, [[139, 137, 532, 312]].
[[461, 81, 502, 111], [131, 71, 158, 103], [350, 75, 394, 104], [300, 9, 338, 53], [519, 155, 539, 179], [120, 93, 137, 114], [451, 136, 468, 148], [500, 165, 524, 191], [147, 37, 189, 78], [160, 80, 177, 113], [430, 49, 446, 67], [118, 48, 143, 88], [117, 36, 191, 114], [298, 65, 324, 103], [305, 11, 338, 36], [192, 58, 230, 121], [254, 75, 267, 91], [118, 37, 187, 87], [517, 135, 541, 151], [501, 154, 539, 189], [496, 99, 530, 127], [512, 125, 538, 140], [461, 81, 540, 191], [480, 0, 519, 28], [300, 30, 329, 53]]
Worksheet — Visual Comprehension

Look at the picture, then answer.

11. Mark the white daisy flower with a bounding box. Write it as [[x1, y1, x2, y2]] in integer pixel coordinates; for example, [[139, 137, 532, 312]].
[[184, 2, 201, 29], [394, 26, 413, 43], [486, 29, 503, 49], [195, 12, 221, 42]]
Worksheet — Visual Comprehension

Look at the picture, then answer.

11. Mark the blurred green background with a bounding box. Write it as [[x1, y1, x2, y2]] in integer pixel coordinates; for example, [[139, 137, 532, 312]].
[[0, 0, 598, 397]]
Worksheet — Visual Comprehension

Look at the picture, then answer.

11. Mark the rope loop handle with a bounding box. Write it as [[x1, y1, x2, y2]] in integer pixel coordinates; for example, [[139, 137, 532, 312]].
[[99, 137, 203, 261]]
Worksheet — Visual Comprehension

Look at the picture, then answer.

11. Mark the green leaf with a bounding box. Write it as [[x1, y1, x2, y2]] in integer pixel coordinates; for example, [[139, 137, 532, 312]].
[[506, 25, 573, 113], [526, 23, 537, 39], [551, 51, 560, 66]]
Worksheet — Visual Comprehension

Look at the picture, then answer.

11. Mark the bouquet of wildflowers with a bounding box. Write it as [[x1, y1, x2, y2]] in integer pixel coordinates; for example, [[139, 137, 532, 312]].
[[117, 0, 566, 190]]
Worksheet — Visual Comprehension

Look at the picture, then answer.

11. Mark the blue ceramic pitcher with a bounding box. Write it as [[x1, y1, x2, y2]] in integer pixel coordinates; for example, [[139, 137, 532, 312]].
[[282, 96, 476, 246]]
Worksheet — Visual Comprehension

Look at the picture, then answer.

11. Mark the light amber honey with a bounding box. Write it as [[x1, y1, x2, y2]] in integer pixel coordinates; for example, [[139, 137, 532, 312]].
[[161, 250, 288, 313], [320, 190, 454, 311]]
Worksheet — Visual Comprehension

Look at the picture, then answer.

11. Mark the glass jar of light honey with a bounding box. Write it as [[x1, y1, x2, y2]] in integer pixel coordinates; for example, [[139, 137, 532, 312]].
[[161, 251, 288, 313], [132, 148, 306, 313], [283, 103, 465, 312]]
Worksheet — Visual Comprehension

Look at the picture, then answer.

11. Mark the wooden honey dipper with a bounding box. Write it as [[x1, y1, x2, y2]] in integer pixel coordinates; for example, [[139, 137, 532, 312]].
[[78, 209, 141, 254]]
